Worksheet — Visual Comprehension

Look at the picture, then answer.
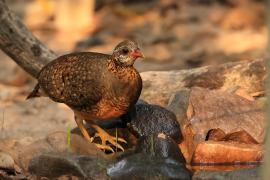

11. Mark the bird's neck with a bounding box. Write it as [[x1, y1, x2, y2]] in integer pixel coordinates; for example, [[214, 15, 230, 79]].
[[107, 59, 138, 81]]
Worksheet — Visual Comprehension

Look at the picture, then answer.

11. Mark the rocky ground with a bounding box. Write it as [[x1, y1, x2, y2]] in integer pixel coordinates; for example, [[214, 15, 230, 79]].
[[0, 0, 267, 179]]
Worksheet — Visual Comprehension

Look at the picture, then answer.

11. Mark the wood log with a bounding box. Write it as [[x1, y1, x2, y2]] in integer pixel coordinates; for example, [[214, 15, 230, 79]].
[[0, 0, 56, 78]]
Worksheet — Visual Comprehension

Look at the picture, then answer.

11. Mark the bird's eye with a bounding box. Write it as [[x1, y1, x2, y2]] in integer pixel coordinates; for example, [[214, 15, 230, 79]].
[[122, 48, 129, 55]]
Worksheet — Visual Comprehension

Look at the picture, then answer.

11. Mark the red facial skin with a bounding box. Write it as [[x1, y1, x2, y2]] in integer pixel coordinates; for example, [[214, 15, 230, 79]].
[[131, 50, 144, 59]]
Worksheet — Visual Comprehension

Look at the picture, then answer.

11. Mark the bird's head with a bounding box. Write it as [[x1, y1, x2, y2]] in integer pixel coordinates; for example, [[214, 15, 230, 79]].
[[112, 40, 144, 67]]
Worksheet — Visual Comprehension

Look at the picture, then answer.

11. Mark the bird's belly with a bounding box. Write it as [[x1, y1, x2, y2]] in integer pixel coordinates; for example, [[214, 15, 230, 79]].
[[96, 97, 129, 119], [96, 106, 125, 120], [77, 97, 129, 121]]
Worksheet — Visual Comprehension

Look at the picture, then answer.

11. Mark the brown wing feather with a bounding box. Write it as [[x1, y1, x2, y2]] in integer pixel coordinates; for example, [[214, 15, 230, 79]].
[[38, 52, 110, 107]]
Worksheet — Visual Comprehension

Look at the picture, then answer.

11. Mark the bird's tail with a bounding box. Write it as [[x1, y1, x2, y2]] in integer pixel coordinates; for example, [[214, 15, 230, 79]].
[[26, 84, 41, 100]]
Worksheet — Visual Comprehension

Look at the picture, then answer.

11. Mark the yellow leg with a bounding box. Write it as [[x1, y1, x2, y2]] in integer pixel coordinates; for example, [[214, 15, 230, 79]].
[[74, 115, 94, 142], [74, 115, 114, 152], [92, 124, 127, 152]]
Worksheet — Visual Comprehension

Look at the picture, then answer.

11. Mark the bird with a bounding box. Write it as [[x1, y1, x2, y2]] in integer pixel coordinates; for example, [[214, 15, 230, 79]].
[[27, 40, 144, 152]]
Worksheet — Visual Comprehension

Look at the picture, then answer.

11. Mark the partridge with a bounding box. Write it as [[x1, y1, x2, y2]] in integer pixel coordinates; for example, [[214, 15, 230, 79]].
[[27, 40, 144, 152]]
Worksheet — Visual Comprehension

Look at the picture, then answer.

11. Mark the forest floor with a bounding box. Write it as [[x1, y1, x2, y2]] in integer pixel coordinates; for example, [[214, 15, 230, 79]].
[[0, 0, 266, 160]]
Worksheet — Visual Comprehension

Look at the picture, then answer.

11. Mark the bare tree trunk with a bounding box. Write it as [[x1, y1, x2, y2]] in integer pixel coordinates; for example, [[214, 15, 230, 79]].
[[0, 0, 56, 78]]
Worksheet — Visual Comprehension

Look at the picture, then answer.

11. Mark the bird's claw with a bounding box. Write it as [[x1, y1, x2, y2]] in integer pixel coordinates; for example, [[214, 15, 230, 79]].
[[94, 132, 126, 152], [91, 125, 127, 152], [94, 143, 115, 153]]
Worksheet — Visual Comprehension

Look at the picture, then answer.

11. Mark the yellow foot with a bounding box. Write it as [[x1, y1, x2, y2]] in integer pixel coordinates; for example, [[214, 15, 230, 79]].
[[94, 143, 115, 153], [91, 125, 127, 152]]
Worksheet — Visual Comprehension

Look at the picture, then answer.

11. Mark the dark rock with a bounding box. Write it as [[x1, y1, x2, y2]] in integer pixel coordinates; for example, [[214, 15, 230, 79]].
[[192, 167, 261, 180], [128, 103, 182, 143], [136, 134, 185, 163], [108, 153, 190, 180], [29, 154, 85, 178], [29, 153, 109, 179], [107, 134, 191, 180]]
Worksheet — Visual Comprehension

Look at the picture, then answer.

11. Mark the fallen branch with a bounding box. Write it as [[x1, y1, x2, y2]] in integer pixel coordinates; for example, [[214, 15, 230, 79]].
[[0, 0, 56, 78]]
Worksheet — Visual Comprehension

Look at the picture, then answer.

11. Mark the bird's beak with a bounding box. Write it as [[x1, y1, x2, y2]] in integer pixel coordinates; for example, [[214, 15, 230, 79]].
[[131, 49, 145, 59]]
